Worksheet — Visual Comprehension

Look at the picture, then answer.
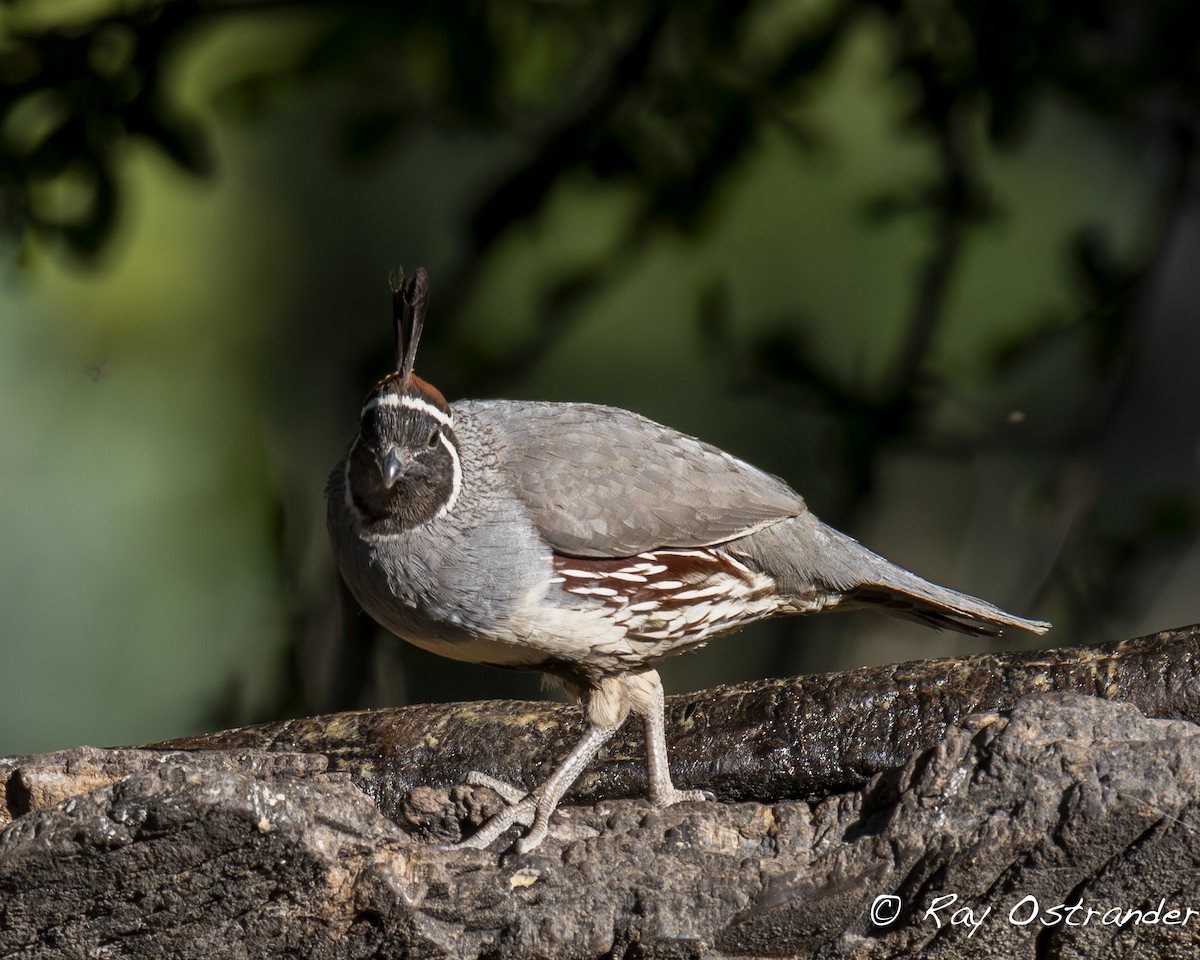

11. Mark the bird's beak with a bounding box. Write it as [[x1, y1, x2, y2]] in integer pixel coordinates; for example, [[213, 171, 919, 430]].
[[380, 447, 407, 488]]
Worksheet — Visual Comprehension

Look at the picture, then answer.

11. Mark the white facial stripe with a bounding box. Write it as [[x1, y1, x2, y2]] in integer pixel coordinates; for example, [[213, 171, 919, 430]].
[[434, 429, 462, 520], [362, 392, 453, 428]]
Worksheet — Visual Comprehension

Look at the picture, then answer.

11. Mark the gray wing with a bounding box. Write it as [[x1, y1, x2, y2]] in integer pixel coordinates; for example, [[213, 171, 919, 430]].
[[460, 400, 806, 558]]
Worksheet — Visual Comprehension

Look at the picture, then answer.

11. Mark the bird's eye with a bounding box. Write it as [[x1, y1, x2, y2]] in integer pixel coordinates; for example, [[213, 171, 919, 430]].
[[427, 429, 440, 448]]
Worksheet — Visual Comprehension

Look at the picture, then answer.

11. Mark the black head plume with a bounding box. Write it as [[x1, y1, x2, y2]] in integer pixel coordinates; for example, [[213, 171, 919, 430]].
[[388, 266, 430, 388]]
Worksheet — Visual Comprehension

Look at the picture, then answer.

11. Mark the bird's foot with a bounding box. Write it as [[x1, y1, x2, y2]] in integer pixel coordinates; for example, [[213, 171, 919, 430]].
[[453, 771, 557, 854], [453, 722, 621, 853], [649, 785, 717, 807]]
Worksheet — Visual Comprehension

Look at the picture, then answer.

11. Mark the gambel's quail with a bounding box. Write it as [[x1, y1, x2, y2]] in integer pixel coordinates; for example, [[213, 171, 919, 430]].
[[327, 267, 1051, 853]]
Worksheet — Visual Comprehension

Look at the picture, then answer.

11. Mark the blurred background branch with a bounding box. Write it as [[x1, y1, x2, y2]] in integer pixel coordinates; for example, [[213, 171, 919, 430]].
[[2, 0, 1198, 753]]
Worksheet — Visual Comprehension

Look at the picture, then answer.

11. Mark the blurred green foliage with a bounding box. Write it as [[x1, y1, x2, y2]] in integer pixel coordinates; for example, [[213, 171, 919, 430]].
[[2, 0, 1198, 754]]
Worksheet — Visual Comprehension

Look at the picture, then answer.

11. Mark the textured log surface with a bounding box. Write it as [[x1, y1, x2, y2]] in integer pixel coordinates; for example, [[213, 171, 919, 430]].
[[167, 625, 1200, 816], [1, 626, 1198, 958]]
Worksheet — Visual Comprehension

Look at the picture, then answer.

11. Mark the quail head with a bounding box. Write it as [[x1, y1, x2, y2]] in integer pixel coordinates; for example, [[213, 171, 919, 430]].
[[327, 267, 1050, 853]]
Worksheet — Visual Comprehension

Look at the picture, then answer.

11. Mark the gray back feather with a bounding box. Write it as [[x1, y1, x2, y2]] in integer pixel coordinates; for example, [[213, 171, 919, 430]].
[[460, 400, 806, 558]]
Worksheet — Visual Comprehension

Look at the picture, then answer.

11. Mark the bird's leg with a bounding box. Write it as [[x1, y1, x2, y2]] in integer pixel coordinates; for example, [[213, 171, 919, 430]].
[[456, 676, 629, 853], [629, 668, 715, 806]]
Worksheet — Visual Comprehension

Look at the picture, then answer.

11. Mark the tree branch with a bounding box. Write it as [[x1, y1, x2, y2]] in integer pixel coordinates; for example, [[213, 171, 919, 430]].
[[2, 626, 1198, 958]]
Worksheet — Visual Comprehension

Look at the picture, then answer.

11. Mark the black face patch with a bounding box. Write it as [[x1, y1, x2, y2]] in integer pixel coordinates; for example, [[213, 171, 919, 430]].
[[346, 399, 459, 533], [360, 405, 441, 455]]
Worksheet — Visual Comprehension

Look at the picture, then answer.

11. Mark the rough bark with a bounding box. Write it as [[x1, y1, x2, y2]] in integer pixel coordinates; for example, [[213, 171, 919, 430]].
[[167, 625, 1200, 817], [2, 626, 1198, 958]]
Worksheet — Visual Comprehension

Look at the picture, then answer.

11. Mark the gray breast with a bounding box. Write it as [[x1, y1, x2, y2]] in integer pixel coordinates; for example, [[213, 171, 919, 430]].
[[328, 407, 551, 647]]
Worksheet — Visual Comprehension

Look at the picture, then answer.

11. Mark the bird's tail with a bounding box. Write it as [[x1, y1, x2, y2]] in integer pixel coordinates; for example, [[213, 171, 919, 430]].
[[841, 580, 1049, 636], [753, 515, 1050, 637], [824, 525, 1050, 636]]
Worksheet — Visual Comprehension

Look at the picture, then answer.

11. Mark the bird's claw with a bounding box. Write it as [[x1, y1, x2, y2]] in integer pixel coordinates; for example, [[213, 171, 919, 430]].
[[451, 795, 536, 850], [453, 771, 556, 852], [454, 769, 716, 850]]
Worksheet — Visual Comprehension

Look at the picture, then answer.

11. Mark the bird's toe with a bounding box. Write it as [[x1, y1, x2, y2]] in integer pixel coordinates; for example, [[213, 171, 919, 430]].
[[465, 770, 529, 804]]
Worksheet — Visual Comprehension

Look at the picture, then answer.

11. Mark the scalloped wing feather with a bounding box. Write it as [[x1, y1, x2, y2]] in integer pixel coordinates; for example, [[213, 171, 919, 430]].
[[461, 400, 807, 558]]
